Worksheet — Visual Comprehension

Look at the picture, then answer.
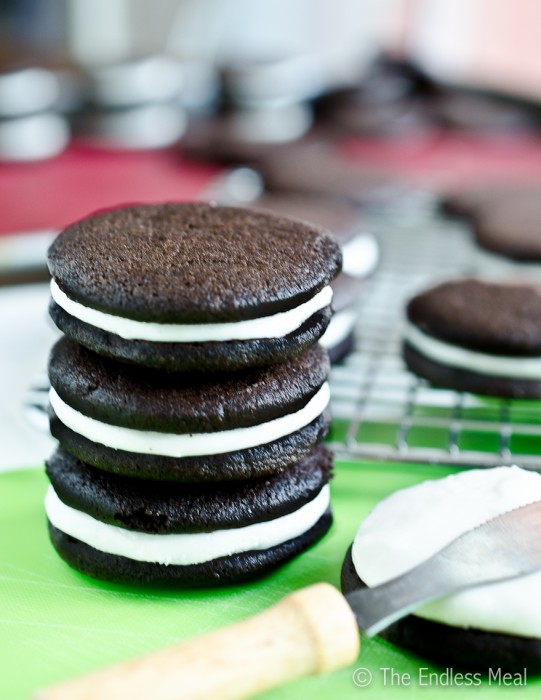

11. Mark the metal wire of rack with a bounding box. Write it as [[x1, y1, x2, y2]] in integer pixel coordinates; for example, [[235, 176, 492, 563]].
[[328, 204, 541, 470]]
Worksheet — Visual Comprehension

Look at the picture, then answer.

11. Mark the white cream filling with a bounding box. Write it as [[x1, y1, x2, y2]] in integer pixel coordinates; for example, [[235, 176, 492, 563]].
[[50, 279, 333, 343], [341, 234, 379, 279], [45, 484, 330, 566], [352, 466, 541, 637], [49, 383, 330, 457], [320, 310, 357, 350], [405, 321, 541, 379]]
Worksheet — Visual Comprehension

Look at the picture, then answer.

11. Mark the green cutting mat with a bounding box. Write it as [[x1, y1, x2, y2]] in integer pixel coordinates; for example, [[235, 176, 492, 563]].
[[1, 461, 537, 699]]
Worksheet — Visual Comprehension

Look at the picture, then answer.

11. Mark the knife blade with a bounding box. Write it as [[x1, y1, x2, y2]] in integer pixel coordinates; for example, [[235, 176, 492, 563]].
[[347, 497, 541, 636], [35, 498, 541, 700]]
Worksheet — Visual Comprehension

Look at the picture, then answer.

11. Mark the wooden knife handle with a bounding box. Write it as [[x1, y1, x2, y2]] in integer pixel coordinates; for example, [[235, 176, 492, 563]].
[[34, 583, 360, 700]]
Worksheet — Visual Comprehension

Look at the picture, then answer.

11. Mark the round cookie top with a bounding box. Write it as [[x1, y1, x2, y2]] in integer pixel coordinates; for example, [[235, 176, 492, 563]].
[[440, 184, 508, 219], [49, 336, 329, 432], [472, 188, 541, 261], [351, 466, 541, 637], [249, 193, 360, 245], [249, 194, 375, 311], [258, 145, 398, 204], [441, 183, 541, 229], [48, 202, 342, 323], [46, 445, 332, 534], [407, 278, 541, 356]]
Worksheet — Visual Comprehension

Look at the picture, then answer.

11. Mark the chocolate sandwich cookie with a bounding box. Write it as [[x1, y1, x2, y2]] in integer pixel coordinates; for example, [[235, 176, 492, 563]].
[[249, 193, 379, 285], [342, 466, 541, 672], [314, 57, 438, 138], [250, 192, 360, 237], [46, 445, 333, 586], [439, 184, 500, 220], [249, 193, 379, 363], [404, 278, 541, 398], [47, 202, 341, 372], [440, 184, 541, 262], [317, 91, 434, 137], [471, 187, 541, 261], [433, 90, 535, 134], [48, 337, 331, 481], [439, 182, 534, 220], [258, 144, 400, 207]]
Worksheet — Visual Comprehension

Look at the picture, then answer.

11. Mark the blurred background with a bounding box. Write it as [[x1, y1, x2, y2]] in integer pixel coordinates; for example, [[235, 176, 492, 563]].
[[5, 0, 541, 161], [6, 0, 541, 95], [4, 0, 541, 180], [5, 0, 541, 470]]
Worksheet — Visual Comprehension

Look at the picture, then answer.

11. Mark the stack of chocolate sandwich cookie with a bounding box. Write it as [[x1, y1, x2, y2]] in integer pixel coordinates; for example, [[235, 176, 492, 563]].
[[44, 202, 341, 586]]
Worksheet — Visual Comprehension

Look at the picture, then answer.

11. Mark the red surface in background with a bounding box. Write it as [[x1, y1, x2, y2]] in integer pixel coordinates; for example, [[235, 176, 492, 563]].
[[343, 132, 541, 190], [4, 132, 541, 234], [0, 143, 220, 234]]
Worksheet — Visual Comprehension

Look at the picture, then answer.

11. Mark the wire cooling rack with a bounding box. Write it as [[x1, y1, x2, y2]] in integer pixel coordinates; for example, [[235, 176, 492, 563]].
[[328, 199, 541, 470]]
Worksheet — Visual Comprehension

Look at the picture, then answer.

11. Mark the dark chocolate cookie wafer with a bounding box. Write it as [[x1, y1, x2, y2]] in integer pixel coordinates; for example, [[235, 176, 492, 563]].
[[49, 514, 332, 587], [440, 185, 541, 263], [48, 202, 341, 371], [404, 278, 541, 398], [341, 548, 541, 674], [258, 144, 400, 207], [472, 188, 541, 261], [314, 57, 437, 138], [249, 192, 360, 239], [439, 184, 508, 220], [48, 337, 331, 480], [248, 191, 377, 305], [248, 192, 379, 363], [45, 446, 333, 586], [47, 445, 332, 533]]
